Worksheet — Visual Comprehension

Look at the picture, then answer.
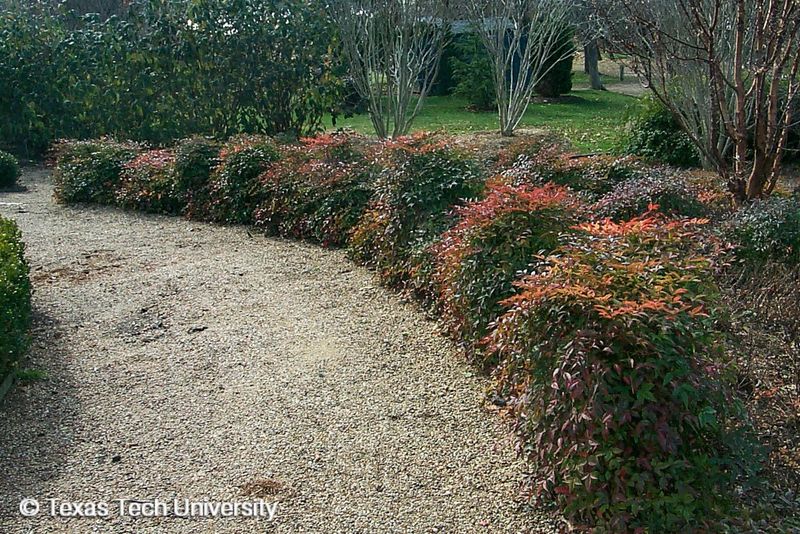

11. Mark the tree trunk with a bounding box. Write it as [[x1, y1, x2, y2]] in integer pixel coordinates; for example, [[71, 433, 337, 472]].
[[584, 41, 604, 90]]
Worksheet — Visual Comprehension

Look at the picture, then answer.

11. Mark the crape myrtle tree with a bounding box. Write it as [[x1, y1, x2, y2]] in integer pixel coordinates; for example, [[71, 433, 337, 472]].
[[466, 0, 580, 136], [595, 0, 800, 202], [330, 0, 451, 139]]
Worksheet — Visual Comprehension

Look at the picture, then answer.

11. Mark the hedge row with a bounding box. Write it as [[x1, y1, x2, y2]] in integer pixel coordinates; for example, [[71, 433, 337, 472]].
[[53, 133, 759, 530], [0, 216, 32, 381]]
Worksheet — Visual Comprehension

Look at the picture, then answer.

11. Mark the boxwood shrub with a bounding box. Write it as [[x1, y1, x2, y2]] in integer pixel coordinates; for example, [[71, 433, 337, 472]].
[[488, 214, 757, 531], [0, 150, 21, 189], [0, 216, 32, 380]]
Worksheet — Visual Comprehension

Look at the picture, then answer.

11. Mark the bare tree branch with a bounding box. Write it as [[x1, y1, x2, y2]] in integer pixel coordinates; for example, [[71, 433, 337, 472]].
[[330, 0, 450, 138]]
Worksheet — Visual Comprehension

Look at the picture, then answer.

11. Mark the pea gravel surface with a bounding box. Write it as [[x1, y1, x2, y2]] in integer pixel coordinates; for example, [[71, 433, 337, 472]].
[[0, 169, 560, 534]]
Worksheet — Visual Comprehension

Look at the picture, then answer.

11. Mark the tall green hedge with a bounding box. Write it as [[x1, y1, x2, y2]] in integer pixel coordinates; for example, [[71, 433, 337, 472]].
[[0, 0, 340, 157], [0, 216, 32, 380]]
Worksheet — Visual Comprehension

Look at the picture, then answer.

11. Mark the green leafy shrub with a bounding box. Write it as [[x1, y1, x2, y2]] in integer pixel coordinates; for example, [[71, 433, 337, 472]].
[[488, 214, 757, 531], [451, 34, 497, 111], [435, 181, 581, 364], [116, 149, 183, 215], [203, 136, 280, 224], [349, 136, 485, 288], [254, 133, 375, 246], [504, 145, 643, 199], [0, 150, 21, 188], [174, 136, 220, 217], [0, 216, 32, 380], [534, 25, 575, 98], [52, 139, 140, 204], [594, 168, 708, 221], [724, 195, 800, 264], [623, 94, 701, 168], [0, 1, 339, 157]]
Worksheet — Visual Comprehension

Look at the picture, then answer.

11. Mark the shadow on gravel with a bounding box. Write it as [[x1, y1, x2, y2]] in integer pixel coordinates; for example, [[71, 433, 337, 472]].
[[0, 306, 81, 520]]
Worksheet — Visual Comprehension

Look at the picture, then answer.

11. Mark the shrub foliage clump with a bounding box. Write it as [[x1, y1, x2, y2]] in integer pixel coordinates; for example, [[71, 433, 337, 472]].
[[350, 137, 485, 287], [174, 136, 220, 217], [503, 145, 643, 199], [593, 168, 707, 221], [52, 140, 140, 204], [488, 214, 755, 531], [435, 181, 581, 362], [724, 195, 800, 264], [117, 149, 184, 215], [202, 136, 281, 224], [622, 94, 701, 168], [0, 216, 32, 380], [0, 150, 21, 188], [254, 133, 375, 246]]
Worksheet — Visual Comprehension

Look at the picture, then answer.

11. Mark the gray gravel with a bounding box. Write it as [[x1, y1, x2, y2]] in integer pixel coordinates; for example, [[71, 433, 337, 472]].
[[0, 169, 559, 533]]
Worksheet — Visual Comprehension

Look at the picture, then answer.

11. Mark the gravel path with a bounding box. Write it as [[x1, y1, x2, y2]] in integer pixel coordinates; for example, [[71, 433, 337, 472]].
[[0, 169, 557, 533]]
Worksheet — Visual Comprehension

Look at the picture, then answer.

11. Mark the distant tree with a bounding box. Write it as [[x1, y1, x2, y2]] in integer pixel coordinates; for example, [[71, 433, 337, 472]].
[[330, 0, 450, 139], [466, 0, 579, 136], [595, 0, 800, 202]]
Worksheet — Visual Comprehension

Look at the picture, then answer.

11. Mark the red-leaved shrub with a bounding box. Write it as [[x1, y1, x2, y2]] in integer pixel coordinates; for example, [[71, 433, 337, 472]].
[[117, 149, 183, 214], [349, 136, 484, 289], [434, 181, 582, 364], [488, 212, 757, 531], [254, 133, 375, 247]]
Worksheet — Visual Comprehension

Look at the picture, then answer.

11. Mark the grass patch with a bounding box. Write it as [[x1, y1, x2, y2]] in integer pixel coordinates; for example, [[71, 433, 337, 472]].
[[15, 368, 47, 381], [326, 91, 635, 153]]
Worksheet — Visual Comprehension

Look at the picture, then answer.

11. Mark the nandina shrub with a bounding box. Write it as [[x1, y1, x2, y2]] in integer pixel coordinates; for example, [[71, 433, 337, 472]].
[[116, 149, 183, 215], [203, 135, 280, 224], [593, 168, 708, 221], [435, 181, 582, 364], [502, 145, 643, 199], [492, 134, 569, 171], [723, 195, 800, 265], [349, 137, 484, 287], [488, 214, 757, 531], [52, 139, 140, 204], [0, 216, 31, 380], [0, 150, 21, 189], [254, 133, 375, 246], [174, 136, 220, 217]]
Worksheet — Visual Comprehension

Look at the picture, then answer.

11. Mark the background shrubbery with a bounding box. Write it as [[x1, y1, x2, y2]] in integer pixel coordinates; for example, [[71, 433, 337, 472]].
[[622, 95, 701, 168], [0, 150, 21, 189], [52, 132, 770, 531], [725, 195, 800, 265], [0, 0, 340, 157], [0, 216, 32, 381]]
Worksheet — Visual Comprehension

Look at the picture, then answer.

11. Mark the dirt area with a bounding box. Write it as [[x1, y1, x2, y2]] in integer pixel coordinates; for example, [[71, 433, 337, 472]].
[[0, 168, 560, 533], [572, 52, 649, 97]]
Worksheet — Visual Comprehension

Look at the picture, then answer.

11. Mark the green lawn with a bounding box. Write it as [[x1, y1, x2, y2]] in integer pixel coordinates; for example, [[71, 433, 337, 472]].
[[325, 90, 636, 153]]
